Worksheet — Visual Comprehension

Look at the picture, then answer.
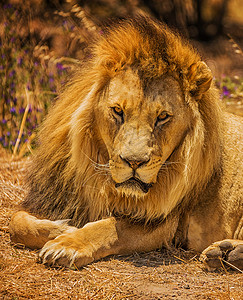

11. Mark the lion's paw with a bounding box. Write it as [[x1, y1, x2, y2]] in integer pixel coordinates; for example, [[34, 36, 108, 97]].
[[39, 234, 94, 268], [200, 239, 243, 271]]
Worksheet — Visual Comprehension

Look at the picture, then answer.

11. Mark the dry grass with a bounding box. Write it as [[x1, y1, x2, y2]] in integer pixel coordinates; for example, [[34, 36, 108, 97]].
[[0, 150, 242, 299]]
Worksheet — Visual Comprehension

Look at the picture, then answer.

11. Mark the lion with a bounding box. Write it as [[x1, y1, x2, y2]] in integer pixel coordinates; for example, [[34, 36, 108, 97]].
[[9, 16, 243, 271]]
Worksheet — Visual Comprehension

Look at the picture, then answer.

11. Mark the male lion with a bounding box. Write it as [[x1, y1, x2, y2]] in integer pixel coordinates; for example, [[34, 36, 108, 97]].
[[9, 16, 243, 271]]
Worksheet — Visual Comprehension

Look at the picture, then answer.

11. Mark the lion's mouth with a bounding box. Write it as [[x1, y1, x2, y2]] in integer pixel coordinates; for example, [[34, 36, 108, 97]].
[[115, 177, 153, 193]]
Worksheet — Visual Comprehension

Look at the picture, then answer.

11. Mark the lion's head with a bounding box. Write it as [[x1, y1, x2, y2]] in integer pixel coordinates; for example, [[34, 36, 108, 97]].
[[23, 16, 222, 226], [96, 69, 191, 197]]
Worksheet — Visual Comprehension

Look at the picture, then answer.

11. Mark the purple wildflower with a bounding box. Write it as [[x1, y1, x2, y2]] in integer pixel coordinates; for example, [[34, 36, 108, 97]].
[[3, 4, 12, 9], [9, 70, 15, 77], [19, 107, 25, 114], [2, 119, 7, 124], [17, 57, 23, 65], [222, 86, 230, 97], [56, 62, 64, 70], [10, 107, 16, 114]]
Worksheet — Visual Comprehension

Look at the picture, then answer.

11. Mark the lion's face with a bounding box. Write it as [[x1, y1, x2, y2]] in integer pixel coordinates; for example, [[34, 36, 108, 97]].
[[95, 68, 192, 197]]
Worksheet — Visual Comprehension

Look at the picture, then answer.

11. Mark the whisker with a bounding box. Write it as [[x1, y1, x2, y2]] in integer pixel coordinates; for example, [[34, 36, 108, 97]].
[[81, 150, 109, 168], [82, 175, 110, 192], [92, 164, 110, 171], [163, 161, 187, 167], [159, 160, 191, 174], [82, 171, 108, 187]]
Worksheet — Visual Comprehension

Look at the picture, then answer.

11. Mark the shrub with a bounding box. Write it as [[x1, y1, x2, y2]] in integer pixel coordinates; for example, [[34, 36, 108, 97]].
[[0, 5, 71, 155]]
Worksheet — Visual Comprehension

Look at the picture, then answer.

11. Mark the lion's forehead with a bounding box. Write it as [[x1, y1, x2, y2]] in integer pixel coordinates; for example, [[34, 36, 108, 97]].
[[106, 69, 183, 112]]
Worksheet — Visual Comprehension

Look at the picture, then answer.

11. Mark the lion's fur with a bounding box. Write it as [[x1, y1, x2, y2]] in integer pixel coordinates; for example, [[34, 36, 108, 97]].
[[23, 16, 232, 231]]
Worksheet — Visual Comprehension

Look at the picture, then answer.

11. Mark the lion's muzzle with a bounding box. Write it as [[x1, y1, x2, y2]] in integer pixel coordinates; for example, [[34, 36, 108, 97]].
[[109, 152, 162, 196], [115, 177, 153, 193]]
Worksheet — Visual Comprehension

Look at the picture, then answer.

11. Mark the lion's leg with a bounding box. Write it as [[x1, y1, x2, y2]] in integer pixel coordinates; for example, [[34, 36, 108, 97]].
[[200, 239, 243, 271], [39, 216, 178, 268], [9, 211, 77, 249]]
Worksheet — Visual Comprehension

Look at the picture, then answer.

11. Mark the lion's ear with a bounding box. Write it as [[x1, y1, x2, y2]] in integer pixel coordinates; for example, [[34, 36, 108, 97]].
[[187, 61, 212, 98]]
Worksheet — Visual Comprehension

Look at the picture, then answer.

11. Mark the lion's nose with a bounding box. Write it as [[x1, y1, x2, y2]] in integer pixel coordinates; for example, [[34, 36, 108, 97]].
[[119, 155, 149, 170]]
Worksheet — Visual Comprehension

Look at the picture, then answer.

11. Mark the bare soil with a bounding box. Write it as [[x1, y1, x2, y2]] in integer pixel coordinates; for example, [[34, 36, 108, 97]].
[[0, 149, 242, 300]]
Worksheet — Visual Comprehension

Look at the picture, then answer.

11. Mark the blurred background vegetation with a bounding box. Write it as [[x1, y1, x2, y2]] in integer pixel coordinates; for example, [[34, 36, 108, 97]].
[[0, 0, 243, 156]]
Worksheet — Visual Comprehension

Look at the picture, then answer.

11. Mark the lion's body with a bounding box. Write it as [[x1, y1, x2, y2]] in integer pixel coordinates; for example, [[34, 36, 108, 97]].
[[9, 16, 243, 270], [184, 113, 243, 250]]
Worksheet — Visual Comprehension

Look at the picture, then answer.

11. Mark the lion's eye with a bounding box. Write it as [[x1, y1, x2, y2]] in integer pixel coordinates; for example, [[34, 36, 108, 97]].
[[156, 111, 171, 126], [112, 106, 123, 116], [111, 106, 124, 124]]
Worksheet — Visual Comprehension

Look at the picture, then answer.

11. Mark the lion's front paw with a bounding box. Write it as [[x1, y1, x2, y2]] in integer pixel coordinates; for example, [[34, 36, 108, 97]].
[[39, 233, 94, 268], [200, 239, 243, 271]]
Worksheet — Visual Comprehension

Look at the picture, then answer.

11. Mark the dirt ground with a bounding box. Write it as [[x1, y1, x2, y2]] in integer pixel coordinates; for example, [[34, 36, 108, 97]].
[[0, 148, 242, 300]]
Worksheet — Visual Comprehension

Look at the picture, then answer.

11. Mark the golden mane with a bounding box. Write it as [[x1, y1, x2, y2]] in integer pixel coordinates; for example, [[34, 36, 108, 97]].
[[22, 16, 223, 227]]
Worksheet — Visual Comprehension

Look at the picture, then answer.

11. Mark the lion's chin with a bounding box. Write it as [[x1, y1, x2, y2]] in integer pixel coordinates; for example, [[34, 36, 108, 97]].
[[115, 177, 152, 196]]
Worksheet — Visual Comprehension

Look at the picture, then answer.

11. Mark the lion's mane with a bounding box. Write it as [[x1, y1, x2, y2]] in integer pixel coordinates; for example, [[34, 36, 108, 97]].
[[23, 16, 222, 227]]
